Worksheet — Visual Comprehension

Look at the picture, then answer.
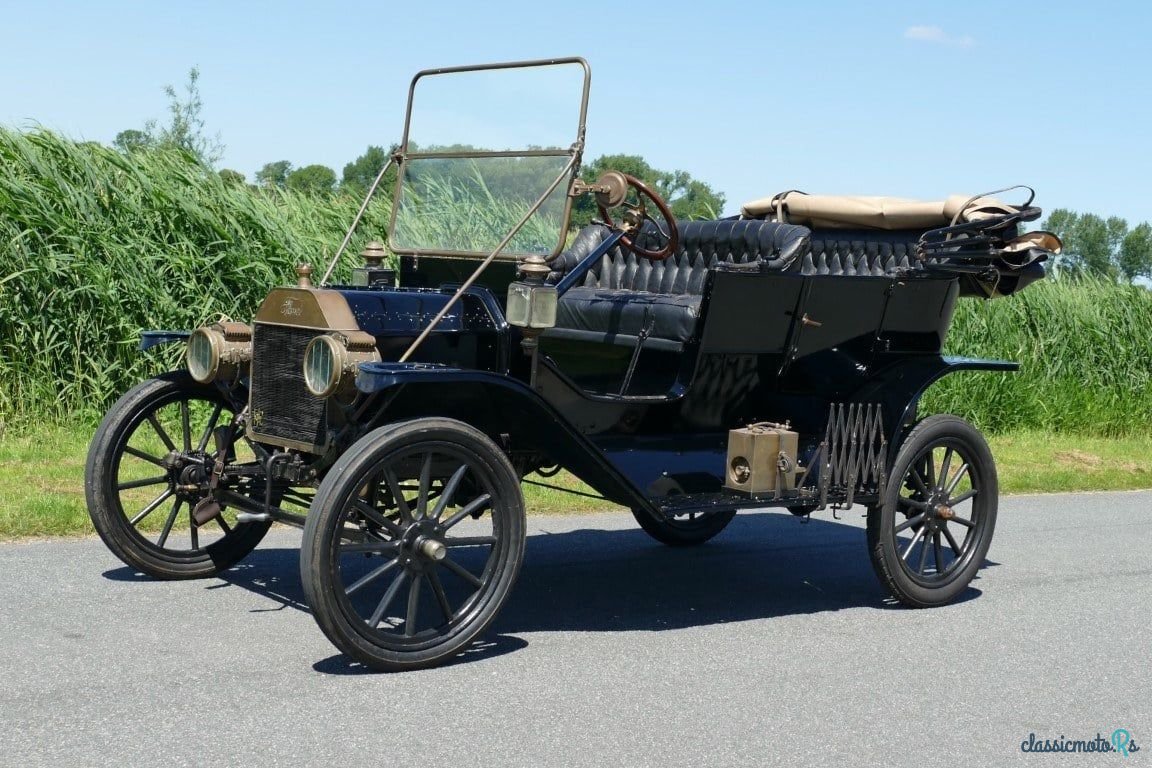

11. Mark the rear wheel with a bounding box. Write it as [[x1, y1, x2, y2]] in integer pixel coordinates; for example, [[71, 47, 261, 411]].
[[631, 507, 736, 546], [866, 415, 997, 607], [301, 418, 526, 672], [84, 372, 272, 580]]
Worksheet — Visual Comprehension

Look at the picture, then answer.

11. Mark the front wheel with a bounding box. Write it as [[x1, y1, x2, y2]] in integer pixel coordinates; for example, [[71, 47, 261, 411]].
[[301, 418, 526, 672], [866, 414, 997, 607], [84, 372, 272, 580]]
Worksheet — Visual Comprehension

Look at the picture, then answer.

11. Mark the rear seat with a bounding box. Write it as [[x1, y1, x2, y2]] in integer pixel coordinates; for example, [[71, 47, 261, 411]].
[[800, 229, 923, 276], [545, 219, 809, 350]]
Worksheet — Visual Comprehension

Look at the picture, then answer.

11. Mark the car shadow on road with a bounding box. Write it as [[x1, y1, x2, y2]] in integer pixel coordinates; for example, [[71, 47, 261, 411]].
[[497, 512, 987, 633], [102, 510, 989, 671]]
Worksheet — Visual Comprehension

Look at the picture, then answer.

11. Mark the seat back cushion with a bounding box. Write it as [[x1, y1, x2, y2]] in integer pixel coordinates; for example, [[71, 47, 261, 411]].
[[548, 219, 810, 294], [800, 229, 923, 276]]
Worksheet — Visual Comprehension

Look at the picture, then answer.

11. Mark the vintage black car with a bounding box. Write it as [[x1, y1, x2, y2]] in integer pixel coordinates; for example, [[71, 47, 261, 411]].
[[85, 58, 1061, 671]]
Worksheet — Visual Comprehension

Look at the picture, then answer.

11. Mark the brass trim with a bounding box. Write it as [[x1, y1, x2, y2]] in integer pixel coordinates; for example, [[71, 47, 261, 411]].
[[398, 57, 591, 153], [404, 149, 572, 160], [303, 332, 382, 398], [217, 322, 253, 342], [186, 323, 252, 384], [253, 288, 361, 331], [248, 289, 362, 453], [592, 171, 629, 208], [390, 248, 568, 262]]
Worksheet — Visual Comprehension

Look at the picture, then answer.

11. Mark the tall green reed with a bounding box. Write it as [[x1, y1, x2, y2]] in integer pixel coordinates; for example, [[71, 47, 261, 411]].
[[923, 276, 1152, 435], [0, 128, 390, 422], [3, 129, 1151, 436]]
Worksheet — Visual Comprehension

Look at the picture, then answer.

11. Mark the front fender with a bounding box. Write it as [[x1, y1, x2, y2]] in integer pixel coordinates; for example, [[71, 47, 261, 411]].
[[139, 330, 191, 351], [355, 362, 654, 513]]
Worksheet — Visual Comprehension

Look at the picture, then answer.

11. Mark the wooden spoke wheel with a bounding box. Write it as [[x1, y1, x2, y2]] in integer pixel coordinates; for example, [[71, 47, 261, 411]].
[[301, 418, 526, 671], [84, 372, 272, 579], [867, 415, 997, 607]]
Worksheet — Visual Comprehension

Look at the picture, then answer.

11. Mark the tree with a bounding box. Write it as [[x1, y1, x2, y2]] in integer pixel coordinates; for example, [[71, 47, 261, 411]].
[[1106, 216, 1129, 258], [286, 164, 337, 195], [571, 154, 726, 228], [153, 67, 224, 166], [1119, 223, 1152, 281], [661, 169, 726, 220], [1072, 213, 1115, 277], [1043, 209, 1152, 282], [111, 66, 224, 167], [113, 129, 152, 154], [342, 145, 393, 194], [255, 160, 292, 189], [218, 168, 246, 186]]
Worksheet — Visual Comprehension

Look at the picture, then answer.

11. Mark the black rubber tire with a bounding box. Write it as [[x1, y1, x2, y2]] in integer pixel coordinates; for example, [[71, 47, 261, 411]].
[[301, 417, 526, 672], [630, 507, 736, 546], [866, 414, 997, 607], [84, 372, 271, 580]]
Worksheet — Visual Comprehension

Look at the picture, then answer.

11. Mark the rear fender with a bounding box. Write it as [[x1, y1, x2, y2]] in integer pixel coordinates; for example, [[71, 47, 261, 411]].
[[356, 362, 654, 514], [847, 355, 1017, 462]]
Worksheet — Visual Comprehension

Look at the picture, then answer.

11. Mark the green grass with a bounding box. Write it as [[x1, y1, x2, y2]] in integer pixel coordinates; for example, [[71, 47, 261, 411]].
[[991, 431, 1152, 493], [3, 424, 1150, 540], [0, 425, 92, 538]]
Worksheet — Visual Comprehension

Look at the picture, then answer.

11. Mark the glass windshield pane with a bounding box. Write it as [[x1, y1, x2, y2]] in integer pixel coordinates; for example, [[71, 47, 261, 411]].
[[391, 155, 572, 256], [405, 63, 585, 152], [389, 61, 587, 257]]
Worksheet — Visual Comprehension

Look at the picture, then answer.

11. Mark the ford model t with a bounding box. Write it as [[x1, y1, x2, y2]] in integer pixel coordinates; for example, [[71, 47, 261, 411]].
[[85, 58, 1060, 670]]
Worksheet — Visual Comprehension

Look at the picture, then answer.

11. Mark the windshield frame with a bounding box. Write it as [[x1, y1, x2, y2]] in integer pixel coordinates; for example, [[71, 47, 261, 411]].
[[386, 57, 591, 261]]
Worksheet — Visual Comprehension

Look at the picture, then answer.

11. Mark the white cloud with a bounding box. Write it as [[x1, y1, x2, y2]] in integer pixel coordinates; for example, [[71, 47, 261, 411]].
[[904, 25, 975, 48]]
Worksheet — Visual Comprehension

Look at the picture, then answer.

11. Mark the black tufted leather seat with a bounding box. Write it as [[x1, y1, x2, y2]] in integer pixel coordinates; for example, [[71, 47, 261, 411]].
[[547, 220, 810, 348], [799, 229, 923, 276]]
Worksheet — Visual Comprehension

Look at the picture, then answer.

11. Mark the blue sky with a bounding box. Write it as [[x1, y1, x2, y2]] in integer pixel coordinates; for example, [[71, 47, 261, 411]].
[[2, 0, 1149, 223]]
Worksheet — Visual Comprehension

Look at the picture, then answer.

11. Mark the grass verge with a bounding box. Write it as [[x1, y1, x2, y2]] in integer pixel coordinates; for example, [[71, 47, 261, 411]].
[[2, 424, 1150, 540]]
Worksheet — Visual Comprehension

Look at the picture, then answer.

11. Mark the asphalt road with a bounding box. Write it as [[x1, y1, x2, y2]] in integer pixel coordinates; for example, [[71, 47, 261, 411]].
[[2, 491, 1149, 767]]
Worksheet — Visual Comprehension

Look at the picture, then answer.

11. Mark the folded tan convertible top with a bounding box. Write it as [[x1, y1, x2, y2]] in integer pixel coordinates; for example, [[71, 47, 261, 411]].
[[740, 192, 1021, 230]]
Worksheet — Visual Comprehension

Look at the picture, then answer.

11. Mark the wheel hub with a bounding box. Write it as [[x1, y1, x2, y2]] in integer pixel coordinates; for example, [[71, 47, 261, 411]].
[[416, 537, 447, 561], [178, 463, 207, 487], [398, 520, 447, 570]]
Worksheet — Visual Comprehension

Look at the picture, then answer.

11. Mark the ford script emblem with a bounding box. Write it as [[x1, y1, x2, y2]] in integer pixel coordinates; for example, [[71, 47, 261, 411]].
[[280, 298, 303, 317]]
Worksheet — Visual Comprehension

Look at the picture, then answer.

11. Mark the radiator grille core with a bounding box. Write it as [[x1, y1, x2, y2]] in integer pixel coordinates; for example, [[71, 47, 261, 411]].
[[249, 323, 327, 449]]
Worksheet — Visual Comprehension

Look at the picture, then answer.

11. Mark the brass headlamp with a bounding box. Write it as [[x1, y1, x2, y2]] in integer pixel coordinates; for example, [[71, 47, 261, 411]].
[[302, 330, 381, 398], [186, 322, 252, 384]]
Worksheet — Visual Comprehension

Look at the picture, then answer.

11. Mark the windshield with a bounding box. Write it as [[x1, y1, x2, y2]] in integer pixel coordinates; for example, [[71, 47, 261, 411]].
[[388, 59, 589, 259]]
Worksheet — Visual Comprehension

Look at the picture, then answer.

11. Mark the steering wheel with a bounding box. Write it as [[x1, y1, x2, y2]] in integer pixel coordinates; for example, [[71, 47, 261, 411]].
[[594, 172, 679, 261]]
